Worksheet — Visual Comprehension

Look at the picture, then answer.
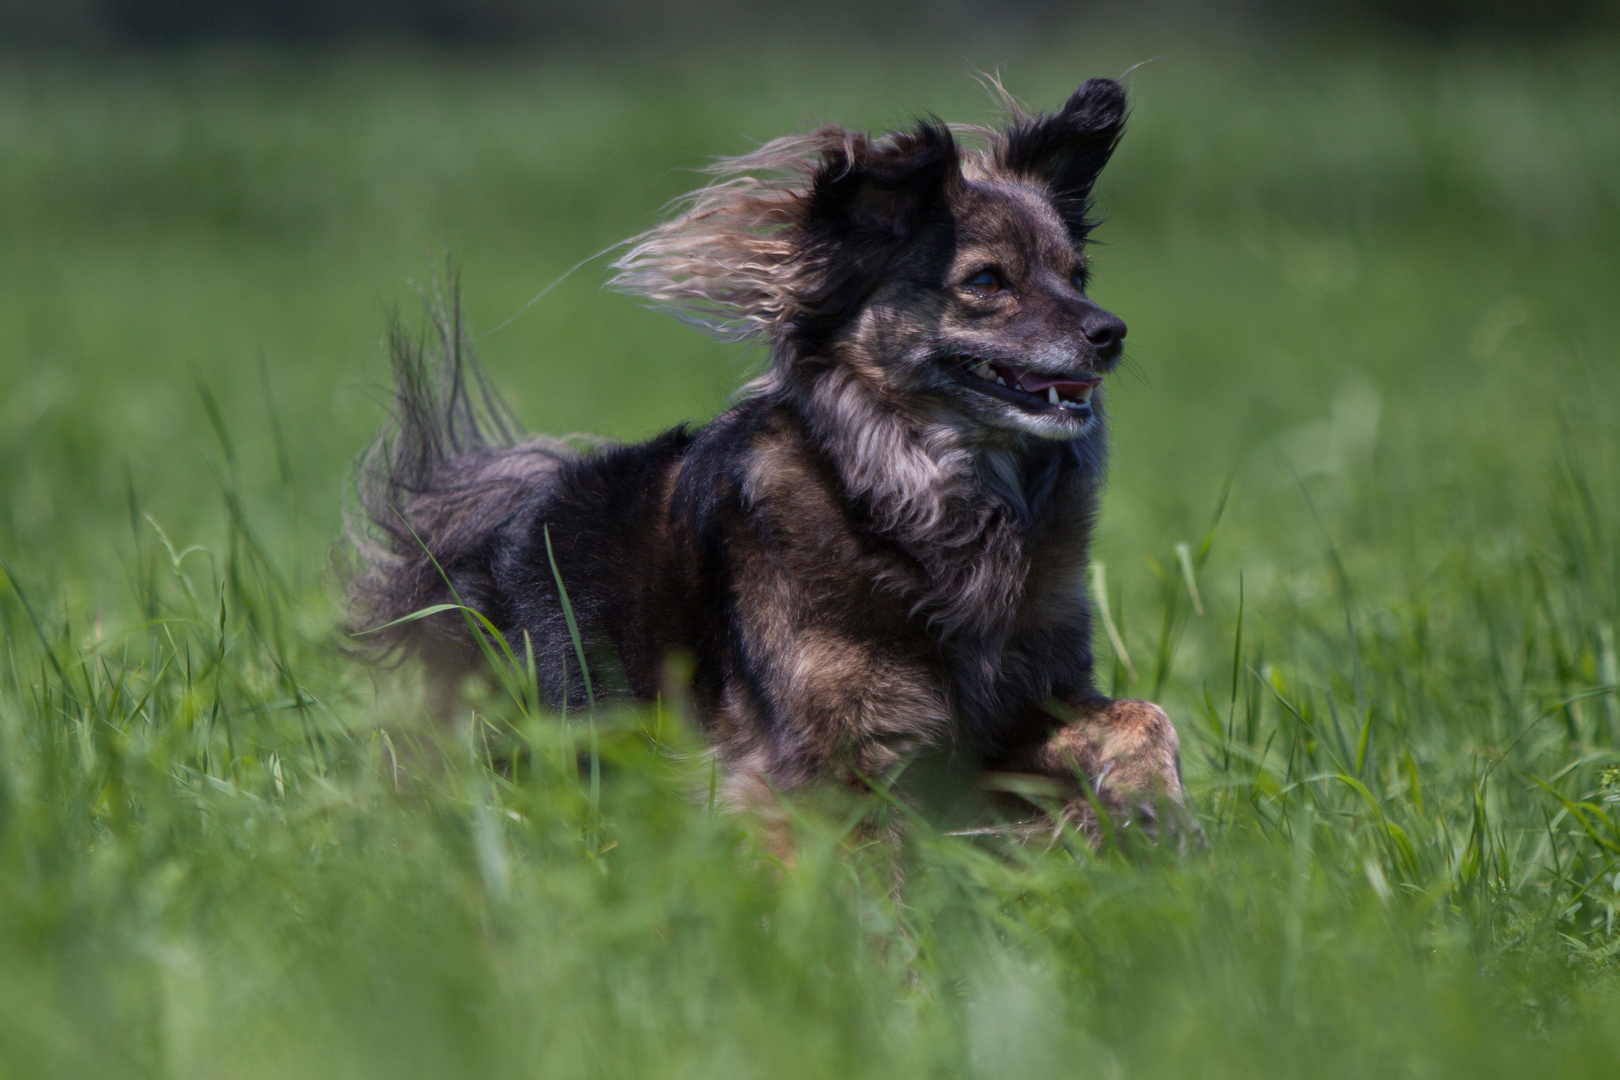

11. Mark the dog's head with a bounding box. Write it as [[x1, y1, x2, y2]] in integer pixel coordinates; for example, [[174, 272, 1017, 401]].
[[611, 78, 1129, 442]]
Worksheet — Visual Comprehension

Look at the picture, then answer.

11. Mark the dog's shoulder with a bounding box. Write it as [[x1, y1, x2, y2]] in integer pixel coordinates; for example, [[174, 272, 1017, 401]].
[[668, 397, 776, 540], [670, 397, 832, 523]]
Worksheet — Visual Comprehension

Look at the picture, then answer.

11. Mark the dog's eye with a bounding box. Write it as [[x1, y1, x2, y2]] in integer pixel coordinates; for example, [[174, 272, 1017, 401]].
[[966, 269, 1005, 295], [1070, 270, 1087, 291]]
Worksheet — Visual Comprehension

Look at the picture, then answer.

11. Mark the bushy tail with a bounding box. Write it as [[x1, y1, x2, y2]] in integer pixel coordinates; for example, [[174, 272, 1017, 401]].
[[344, 279, 574, 665]]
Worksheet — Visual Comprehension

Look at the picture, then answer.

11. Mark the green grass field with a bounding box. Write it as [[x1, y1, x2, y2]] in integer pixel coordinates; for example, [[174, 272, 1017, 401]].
[[2, 33, 1619, 1078]]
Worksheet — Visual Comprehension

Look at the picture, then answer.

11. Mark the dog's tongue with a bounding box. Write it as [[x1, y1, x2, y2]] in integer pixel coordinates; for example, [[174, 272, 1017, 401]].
[[1013, 371, 1102, 395]]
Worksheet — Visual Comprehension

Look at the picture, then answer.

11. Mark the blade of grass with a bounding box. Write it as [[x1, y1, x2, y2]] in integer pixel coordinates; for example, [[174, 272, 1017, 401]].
[[1089, 562, 1136, 685], [544, 525, 599, 838]]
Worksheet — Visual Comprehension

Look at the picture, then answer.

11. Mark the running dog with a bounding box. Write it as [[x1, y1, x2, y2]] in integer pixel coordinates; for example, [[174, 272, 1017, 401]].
[[347, 77, 1188, 839]]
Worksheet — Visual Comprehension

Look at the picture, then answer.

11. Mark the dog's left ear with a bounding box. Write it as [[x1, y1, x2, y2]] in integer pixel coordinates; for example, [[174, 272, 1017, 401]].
[[1000, 78, 1127, 243]]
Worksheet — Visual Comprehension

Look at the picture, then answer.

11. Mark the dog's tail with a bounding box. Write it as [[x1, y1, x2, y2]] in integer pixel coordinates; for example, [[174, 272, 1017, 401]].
[[344, 280, 575, 668]]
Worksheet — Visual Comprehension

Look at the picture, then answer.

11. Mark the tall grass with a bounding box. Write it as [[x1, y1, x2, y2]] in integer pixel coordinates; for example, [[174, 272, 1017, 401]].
[[2, 37, 1619, 1077]]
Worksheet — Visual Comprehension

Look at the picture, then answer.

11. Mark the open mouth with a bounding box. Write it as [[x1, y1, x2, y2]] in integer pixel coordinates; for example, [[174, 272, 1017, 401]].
[[956, 358, 1101, 416]]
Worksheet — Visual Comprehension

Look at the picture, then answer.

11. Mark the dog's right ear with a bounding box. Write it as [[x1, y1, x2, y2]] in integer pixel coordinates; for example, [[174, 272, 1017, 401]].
[[805, 121, 960, 245], [1000, 78, 1127, 243]]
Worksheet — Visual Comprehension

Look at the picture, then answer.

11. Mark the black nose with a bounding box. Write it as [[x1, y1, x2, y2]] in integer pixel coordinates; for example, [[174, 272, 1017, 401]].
[[1080, 305, 1126, 356]]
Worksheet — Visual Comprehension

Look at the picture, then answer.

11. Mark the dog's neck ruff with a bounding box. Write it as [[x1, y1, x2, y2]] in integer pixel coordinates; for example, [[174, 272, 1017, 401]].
[[780, 359, 1101, 655]]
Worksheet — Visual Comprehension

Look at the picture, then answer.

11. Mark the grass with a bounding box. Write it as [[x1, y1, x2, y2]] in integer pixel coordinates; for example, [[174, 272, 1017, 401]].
[[2, 32, 1620, 1077]]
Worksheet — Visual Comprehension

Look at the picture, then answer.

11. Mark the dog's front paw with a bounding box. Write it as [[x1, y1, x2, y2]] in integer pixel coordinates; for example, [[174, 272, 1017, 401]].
[[1051, 698, 1202, 849]]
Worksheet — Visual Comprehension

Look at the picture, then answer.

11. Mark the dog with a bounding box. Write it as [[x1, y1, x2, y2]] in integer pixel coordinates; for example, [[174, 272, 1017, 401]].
[[346, 77, 1188, 840]]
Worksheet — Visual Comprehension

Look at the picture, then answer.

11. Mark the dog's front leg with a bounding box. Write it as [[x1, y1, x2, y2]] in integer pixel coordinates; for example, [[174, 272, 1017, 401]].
[[1000, 697, 1198, 846]]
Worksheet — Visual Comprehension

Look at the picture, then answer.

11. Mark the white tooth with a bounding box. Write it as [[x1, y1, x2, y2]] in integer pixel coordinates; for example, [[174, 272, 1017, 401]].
[[996, 375, 1006, 386], [1048, 387, 1060, 405], [975, 362, 993, 381], [1077, 384, 1093, 403]]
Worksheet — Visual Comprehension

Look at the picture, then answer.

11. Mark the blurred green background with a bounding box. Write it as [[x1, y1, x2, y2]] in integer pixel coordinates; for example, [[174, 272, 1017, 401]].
[[2, 5, 1619, 1078]]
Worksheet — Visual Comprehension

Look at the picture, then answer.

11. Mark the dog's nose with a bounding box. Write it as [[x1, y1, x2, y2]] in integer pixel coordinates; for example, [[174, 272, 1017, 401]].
[[1080, 307, 1126, 355]]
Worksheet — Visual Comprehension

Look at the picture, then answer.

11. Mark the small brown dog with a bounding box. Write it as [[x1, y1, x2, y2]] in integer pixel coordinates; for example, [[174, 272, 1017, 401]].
[[348, 77, 1188, 840]]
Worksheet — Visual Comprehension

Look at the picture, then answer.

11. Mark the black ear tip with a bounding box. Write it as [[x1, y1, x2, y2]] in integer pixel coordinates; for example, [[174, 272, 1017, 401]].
[[1063, 78, 1126, 119]]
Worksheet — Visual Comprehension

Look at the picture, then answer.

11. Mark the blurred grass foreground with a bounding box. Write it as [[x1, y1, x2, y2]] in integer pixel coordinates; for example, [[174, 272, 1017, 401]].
[[3, 23, 1620, 1080]]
